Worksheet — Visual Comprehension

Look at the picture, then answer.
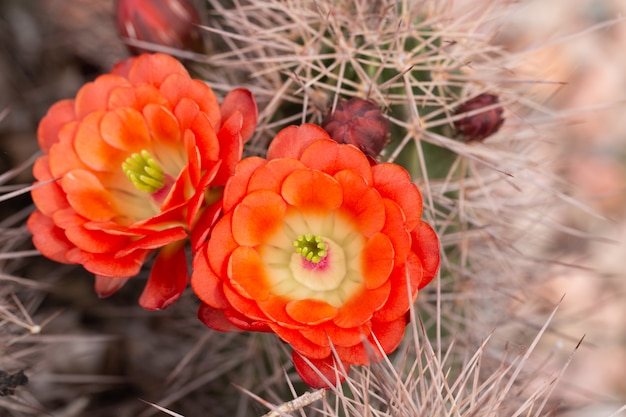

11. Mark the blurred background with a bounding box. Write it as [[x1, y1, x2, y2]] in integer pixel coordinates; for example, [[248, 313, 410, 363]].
[[0, 0, 624, 416]]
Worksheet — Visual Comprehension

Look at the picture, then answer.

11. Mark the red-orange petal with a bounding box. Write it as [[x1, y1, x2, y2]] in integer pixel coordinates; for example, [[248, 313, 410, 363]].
[[27, 210, 73, 264], [139, 242, 188, 310], [31, 158, 70, 216], [94, 275, 129, 298], [269, 324, 331, 360], [267, 124, 332, 160], [73, 112, 125, 172], [371, 315, 407, 355], [411, 221, 440, 289], [231, 190, 286, 246], [37, 99, 76, 153], [380, 199, 411, 264], [197, 302, 242, 332], [204, 211, 238, 278], [257, 295, 302, 329], [74, 74, 128, 118], [66, 248, 147, 278], [222, 156, 267, 213], [125, 53, 188, 88], [220, 88, 258, 143], [334, 316, 407, 365], [286, 299, 338, 325], [213, 110, 244, 185], [333, 280, 391, 328], [64, 224, 129, 254], [300, 140, 373, 184], [372, 263, 418, 322], [191, 247, 229, 309], [228, 246, 271, 300], [300, 322, 367, 348], [247, 158, 306, 195], [292, 352, 348, 389], [372, 163, 423, 231], [100, 107, 151, 151], [62, 170, 119, 221], [334, 169, 385, 236], [281, 169, 342, 212], [361, 232, 394, 289], [142, 104, 182, 149], [48, 122, 85, 178], [160, 73, 221, 128], [116, 227, 187, 256]]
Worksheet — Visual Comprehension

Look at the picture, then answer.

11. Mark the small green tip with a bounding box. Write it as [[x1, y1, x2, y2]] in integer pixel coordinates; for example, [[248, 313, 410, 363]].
[[293, 234, 328, 263], [122, 150, 165, 193]]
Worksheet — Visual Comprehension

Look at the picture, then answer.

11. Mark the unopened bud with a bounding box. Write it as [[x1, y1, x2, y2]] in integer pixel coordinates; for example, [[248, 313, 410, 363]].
[[454, 93, 504, 142], [116, 0, 205, 55], [321, 98, 390, 158]]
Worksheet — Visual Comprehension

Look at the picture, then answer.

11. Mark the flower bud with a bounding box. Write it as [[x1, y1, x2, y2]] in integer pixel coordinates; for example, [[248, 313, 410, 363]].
[[454, 93, 504, 142], [115, 0, 205, 55], [321, 98, 390, 158]]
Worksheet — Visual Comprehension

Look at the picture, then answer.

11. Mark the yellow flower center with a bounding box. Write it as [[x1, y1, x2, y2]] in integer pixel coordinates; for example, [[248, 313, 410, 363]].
[[260, 209, 365, 308], [122, 150, 165, 193], [293, 234, 328, 263]]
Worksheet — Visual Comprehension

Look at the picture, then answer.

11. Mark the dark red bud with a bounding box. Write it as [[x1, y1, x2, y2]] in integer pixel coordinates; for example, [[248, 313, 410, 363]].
[[321, 98, 390, 158], [116, 0, 205, 55], [454, 93, 504, 142]]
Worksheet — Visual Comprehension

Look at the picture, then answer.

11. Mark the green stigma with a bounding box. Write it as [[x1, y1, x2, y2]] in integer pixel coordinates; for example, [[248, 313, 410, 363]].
[[293, 234, 328, 263], [122, 150, 165, 193]]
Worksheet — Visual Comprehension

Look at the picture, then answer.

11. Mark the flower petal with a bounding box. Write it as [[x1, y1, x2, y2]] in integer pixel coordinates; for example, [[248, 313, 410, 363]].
[[100, 107, 151, 151], [191, 247, 230, 309], [334, 169, 385, 236], [300, 140, 373, 184], [139, 241, 188, 310], [411, 221, 440, 289], [160, 73, 221, 128], [74, 74, 128, 119], [372, 163, 423, 230], [220, 88, 258, 143], [74, 112, 125, 172], [94, 275, 129, 298], [62, 170, 119, 221], [247, 158, 306, 195], [124, 53, 188, 88], [116, 227, 187, 256], [27, 210, 73, 264], [286, 299, 338, 325], [333, 280, 391, 328], [66, 248, 147, 278], [31, 157, 69, 216], [228, 246, 271, 300], [267, 123, 332, 160], [231, 190, 286, 246], [292, 352, 348, 389], [142, 104, 182, 148], [361, 232, 395, 289], [300, 322, 367, 347], [197, 302, 242, 332], [222, 156, 267, 213], [64, 224, 129, 254], [269, 324, 331, 360], [372, 263, 418, 322], [334, 315, 406, 365], [281, 169, 342, 212], [213, 110, 244, 185], [37, 99, 76, 153]]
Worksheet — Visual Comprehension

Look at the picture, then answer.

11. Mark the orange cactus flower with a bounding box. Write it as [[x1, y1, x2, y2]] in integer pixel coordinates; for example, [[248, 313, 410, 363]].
[[28, 53, 257, 310], [191, 123, 439, 388]]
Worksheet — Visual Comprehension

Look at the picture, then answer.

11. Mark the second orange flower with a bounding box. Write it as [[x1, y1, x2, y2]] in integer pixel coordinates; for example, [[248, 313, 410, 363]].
[[28, 53, 257, 310], [192, 124, 440, 388]]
